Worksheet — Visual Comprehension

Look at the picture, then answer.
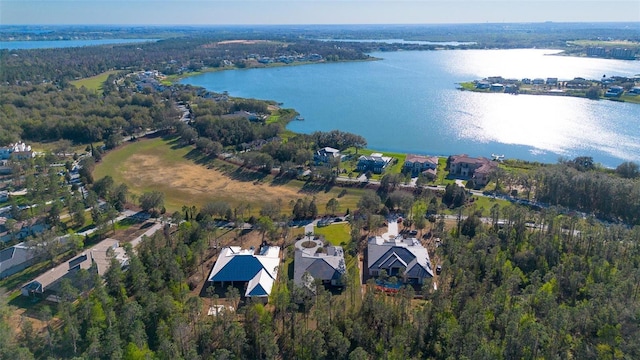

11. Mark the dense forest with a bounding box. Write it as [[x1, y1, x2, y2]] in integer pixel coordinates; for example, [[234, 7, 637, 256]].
[[0, 38, 369, 84], [0, 84, 180, 145]]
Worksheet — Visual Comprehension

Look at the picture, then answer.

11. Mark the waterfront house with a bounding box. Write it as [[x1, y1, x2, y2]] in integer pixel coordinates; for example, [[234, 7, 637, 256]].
[[367, 227, 434, 285], [566, 78, 591, 89], [504, 84, 518, 94], [221, 110, 263, 122], [403, 154, 438, 177], [314, 147, 341, 164], [357, 153, 392, 174], [605, 86, 624, 97], [448, 155, 497, 186], [490, 83, 505, 92], [546, 78, 558, 86], [532, 78, 545, 85], [207, 245, 280, 302], [294, 237, 346, 292], [629, 87, 640, 95], [611, 48, 634, 60], [476, 81, 491, 89]]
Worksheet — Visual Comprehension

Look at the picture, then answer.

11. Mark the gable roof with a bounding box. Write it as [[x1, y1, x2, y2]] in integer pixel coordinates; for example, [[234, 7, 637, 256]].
[[317, 147, 340, 156], [208, 246, 280, 297], [0, 242, 37, 277], [405, 154, 438, 165], [368, 235, 433, 279], [293, 238, 346, 289], [450, 154, 492, 166], [21, 238, 128, 294], [246, 269, 274, 297]]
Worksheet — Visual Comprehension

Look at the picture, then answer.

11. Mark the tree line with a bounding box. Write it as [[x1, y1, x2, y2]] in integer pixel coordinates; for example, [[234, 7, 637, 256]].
[[2, 195, 640, 359]]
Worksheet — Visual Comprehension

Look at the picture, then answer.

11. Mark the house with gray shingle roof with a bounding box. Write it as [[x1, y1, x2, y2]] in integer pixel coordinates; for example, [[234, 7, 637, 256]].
[[367, 225, 433, 285], [21, 238, 128, 301], [207, 245, 280, 302], [294, 237, 346, 292], [0, 242, 37, 279], [357, 153, 392, 174]]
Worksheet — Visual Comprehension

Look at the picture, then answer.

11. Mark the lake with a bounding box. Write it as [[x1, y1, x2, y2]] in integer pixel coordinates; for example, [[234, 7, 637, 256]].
[[182, 49, 640, 167], [0, 38, 158, 50]]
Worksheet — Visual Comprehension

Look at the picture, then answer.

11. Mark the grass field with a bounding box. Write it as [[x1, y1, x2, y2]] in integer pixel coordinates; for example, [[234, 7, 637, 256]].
[[314, 223, 351, 246], [70, 70, 119, 94], [620, 94, 640, 104], [568, 40, 640, 48], [94, 136, 366, 214], [339, 148, 407, 180]]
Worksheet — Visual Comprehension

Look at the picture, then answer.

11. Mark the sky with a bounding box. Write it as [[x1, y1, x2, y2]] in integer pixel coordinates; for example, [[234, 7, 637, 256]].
[[1, 0, 639, 25]]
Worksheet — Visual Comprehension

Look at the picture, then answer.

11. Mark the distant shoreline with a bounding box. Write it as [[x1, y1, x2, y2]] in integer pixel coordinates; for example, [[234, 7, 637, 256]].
[[164, 57, 381, 85], [458, 80, 640, 105]]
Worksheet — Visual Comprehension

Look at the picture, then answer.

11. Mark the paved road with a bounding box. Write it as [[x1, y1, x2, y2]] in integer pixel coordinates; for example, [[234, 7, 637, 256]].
[[77, 210, 138, 237], [130, 222, 163, 249]]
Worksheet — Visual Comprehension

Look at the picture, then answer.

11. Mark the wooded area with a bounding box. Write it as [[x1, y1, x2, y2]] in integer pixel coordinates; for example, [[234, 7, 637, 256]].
[[2, 200, 639, 359]]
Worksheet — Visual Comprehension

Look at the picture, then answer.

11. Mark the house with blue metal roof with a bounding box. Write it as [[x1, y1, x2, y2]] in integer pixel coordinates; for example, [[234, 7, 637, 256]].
[[207, 245, 280, 301]]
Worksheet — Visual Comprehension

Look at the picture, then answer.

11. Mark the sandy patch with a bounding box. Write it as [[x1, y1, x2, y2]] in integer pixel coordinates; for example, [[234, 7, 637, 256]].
[[122, 154, 307, 205]]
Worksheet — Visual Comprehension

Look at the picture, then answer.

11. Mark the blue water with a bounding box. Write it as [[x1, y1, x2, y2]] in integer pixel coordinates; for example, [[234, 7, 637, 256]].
[[0, 38, 158, 50], [182, 49, 640, 167]]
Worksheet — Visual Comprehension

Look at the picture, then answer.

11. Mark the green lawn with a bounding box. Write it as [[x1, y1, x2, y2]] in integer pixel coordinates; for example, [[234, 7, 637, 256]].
[[340, 148, 407, 180], [314, 223, 351, 246], [435, 157, 455, 185], [620, 95, 640, 104], [470, 195, 512, 216], [70, 70, 119, 94], [458, 82, 476, 90]]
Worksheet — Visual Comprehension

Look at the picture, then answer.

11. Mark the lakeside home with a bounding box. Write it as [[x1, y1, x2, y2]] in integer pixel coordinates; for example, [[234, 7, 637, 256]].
[[403, 154, 438, 177], [357, 153, 392, 174], [448, 154, 497, 187], [314, 147, 342, 164]]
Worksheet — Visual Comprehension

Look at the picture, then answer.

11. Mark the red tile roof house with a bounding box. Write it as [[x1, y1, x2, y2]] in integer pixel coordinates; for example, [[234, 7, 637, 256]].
[[448, 155, 498, 187], [403, 154, 438, 177]]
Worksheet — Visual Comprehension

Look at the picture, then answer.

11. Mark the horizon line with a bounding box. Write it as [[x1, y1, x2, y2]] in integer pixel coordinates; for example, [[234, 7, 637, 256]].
[[2, 21, 640, 27]]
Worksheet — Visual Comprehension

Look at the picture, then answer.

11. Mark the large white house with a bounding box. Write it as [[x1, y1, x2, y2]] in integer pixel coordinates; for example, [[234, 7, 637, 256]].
[[208, 245, 280, 301], [314, 147, 342, 164]]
